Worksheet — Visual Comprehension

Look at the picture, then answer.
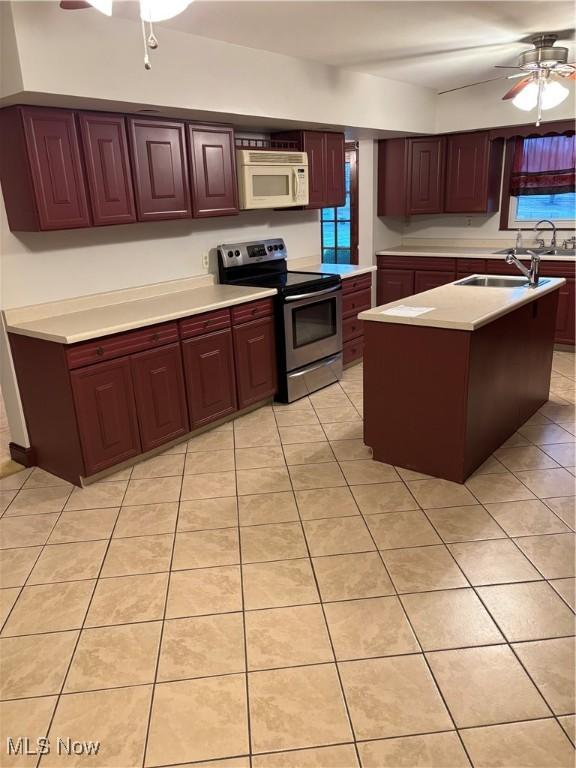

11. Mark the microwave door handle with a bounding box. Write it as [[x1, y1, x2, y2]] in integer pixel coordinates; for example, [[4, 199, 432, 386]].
[[293, 167, 300, 201], [284, 285, 341, 302]]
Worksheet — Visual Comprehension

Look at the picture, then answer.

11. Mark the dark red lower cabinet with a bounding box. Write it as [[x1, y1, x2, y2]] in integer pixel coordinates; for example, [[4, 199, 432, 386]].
[[182, 328, 237, 427], [70, 357, 141, 476], [233, 317, 277, 408], [131, 343, 189, 451], [554, 278, 575, 345]]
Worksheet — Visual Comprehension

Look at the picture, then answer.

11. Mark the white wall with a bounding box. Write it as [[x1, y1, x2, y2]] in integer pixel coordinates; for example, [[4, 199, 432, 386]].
[[4, 2, 436, 136], [436, 78, 576, 134]]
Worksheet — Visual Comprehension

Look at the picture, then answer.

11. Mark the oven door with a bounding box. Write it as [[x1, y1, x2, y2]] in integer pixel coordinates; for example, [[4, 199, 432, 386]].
[[283, 286, 342, 371], [239, 165, 308, 209]]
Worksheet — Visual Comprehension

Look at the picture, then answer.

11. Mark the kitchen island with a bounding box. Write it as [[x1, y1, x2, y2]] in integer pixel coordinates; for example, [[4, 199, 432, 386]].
[[359, 275, 565, 483]]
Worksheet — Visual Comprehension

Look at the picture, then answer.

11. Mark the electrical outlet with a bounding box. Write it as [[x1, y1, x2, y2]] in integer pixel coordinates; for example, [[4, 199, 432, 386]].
[[202, 252, 210, 271], [466, 217, 472, 227]]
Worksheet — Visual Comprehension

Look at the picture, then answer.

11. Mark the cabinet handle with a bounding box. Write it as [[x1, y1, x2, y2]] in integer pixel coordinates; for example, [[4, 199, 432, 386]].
[[96, 346, 104, 356], [251, 308, 258, 315]]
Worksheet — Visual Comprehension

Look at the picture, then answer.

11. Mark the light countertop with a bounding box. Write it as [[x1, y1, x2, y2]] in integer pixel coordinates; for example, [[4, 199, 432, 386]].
[[295, 263, 377, 278], [376, 246, 576, 262], [359, 275, 566, 331], [5, 283, 277, 345]]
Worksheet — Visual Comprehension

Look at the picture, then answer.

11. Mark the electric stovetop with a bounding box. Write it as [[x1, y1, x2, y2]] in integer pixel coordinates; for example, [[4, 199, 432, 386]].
[[232, 270, 339, 296]]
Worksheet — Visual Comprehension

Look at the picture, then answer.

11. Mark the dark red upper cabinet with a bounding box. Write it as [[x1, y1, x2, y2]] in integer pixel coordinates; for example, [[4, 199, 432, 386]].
[[78, 112, 136, 226], [272, 130, 345, 208], [0, 106, 90, 231], [324, 132, 346, 207], [127, 117, 191, 221], [302, 131, 327, 208], [377, 138, 408, 217], [407, 137, 445, 214], [445, 132, 504, 214], [187, 124, 239, 217]]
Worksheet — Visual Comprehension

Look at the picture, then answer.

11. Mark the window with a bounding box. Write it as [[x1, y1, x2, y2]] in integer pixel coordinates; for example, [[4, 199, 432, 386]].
[[321, 144, 358, 264], [502, 133, 575, 230]]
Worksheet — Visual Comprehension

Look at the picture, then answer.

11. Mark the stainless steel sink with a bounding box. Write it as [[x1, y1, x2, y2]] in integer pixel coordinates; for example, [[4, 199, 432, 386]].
[[456, 275, 550, 288], [495, 247, 576, 258]]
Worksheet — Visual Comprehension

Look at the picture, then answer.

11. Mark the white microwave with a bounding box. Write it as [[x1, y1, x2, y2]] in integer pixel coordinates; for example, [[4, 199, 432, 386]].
[[236, 149, 309, 209]]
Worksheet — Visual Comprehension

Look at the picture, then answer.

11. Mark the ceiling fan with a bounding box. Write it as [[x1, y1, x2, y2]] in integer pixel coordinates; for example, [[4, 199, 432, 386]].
[[59, 0, 193, 69], [440, 33, 575, 126]]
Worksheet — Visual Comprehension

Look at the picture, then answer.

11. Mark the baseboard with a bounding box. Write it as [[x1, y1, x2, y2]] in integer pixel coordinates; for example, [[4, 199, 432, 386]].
[[9, 442, 36, 468]]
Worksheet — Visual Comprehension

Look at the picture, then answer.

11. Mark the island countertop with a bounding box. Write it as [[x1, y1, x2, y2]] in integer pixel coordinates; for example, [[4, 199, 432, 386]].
[[359, 275, 566, 331]]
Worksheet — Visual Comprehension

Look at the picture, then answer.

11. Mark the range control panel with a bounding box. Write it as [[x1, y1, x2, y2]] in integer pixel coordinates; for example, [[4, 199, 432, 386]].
[[218, 238, 287, 268]]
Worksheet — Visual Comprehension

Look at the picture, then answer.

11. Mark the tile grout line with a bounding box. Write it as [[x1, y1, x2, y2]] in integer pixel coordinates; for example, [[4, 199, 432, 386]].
[[140, 470, 184, 768], [34, 475, 132, 768], [274, 390, 364, 768]]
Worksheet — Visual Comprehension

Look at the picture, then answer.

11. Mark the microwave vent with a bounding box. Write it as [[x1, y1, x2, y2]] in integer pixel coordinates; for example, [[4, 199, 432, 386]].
[[247, 151, 307, 164]]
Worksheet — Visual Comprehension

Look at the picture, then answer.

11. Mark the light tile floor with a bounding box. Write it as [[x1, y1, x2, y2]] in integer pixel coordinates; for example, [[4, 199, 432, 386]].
[[0, 351, 575, 767]]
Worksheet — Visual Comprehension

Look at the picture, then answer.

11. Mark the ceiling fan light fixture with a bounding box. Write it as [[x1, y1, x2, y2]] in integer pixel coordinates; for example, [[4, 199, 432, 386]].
[[541, 79, 570, 109], [512, 80, 539, 110], [139, 0, 192, 22], [86, 0, 112, 15]]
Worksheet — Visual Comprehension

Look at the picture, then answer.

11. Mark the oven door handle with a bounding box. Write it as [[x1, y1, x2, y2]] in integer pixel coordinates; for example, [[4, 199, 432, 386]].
[[284, 285, 341, 302]]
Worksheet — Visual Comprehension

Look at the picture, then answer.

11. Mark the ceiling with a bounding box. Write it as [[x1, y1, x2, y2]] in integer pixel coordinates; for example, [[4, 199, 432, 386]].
[[115, 0, 576, 92]]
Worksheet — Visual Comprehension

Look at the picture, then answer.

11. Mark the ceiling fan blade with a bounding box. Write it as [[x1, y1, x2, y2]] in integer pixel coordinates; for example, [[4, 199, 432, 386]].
[[502, 77, 531, 100], [494, 65, 524, 69], [59, 1, 91, 9], [438, 76, 511, 95]]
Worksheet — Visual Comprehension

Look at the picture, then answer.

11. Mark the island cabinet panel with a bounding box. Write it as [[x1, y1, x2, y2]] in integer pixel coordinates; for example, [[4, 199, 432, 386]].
[[182, 328, 237, 428], [131, 343, 189, 452], [233, 317, 277, 408], [78, 112, 136, 226], [414, 269, 455, 294], [70, 357, 141, 477], [128, 118, 191, 221], [188, 124, 239, 217], [445, 132, 503, 214], [0, 106, 90, 231], [363, 289, 558, 483], [407, 137, 445, 214]]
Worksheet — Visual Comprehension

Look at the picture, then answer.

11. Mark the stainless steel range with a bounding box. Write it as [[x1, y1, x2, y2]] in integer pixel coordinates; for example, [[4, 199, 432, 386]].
[[217, 238, 342, 402]]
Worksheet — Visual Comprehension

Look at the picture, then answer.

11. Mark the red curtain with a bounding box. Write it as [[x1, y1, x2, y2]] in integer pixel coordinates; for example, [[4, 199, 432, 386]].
[[510, 134, 576, 196]]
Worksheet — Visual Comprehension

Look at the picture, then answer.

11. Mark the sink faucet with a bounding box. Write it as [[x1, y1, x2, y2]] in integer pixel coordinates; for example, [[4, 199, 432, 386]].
[[505, 248, 541, 287], [534, 219, 557, 249]]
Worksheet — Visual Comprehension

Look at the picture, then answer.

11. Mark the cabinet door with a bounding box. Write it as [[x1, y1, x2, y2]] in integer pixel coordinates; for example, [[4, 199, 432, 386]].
[[377, 269, 415, 305], [128, 118, 191, 221], [71, 358, 141, 476], [414, 270, 455, 294], [21, 107, 90, 230], [182, 329, 237, 427], [554, 278, 576, 345], [233, 317, 277, 409], [445, 132, 489, 214], [79, 112, 136, 226], [407, 137, 445, 214], [324, 132, 346, 207], [188, 124, 239, 217], [131, 343, 189, 452], [302, 131, 326, 208]]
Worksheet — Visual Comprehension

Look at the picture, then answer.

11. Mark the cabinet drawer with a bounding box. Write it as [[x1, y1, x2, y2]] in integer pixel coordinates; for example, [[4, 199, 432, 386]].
[[179, 308, 231, 339], [343, 337, 365, 365], [343, 288, 371, 318], [231, 299, 274, 325], [66, 322, 179, 369], [342, 274, 372, 295], [343, 315, 364, 343]]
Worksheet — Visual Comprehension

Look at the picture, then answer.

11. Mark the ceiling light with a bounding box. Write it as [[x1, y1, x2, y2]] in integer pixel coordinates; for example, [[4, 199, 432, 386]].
[[140, 0, 192, 22], [86, 0, 112, 14], [541, 79, 570, 109], [512, 81, 538, 111]]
